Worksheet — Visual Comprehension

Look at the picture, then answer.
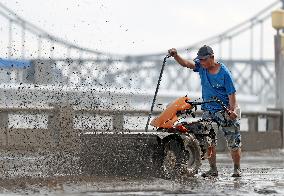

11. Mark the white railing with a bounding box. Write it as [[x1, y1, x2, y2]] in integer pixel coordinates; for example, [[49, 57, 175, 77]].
[[0, 105, 282, 151]]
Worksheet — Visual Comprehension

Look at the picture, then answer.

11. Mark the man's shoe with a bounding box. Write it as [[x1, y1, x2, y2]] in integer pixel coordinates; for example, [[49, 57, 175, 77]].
[[231, 168, 241, 177], [201, 169, 218, 178]]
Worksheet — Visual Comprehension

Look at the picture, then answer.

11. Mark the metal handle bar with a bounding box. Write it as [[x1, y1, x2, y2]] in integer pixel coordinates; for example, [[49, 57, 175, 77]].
[[145, 54, 171, 131], [186, 97, 230, 113]]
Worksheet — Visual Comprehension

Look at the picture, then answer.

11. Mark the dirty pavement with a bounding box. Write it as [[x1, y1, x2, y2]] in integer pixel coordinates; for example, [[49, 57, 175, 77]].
[[0, 149, 283, 195]]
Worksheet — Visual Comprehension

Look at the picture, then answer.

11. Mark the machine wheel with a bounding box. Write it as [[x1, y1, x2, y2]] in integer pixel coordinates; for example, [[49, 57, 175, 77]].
[[162, 136, 201, 179]]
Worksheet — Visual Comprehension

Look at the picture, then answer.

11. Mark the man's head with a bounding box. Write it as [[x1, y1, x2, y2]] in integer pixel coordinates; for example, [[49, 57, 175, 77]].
[[195, 45, 215, 69]]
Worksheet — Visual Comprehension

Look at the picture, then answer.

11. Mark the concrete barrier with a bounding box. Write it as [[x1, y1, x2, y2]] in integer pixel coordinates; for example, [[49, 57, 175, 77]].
[[0, 105, 282, 151]]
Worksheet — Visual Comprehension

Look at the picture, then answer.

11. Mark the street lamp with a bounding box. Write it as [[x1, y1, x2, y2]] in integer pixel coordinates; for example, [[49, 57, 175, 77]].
[[272, 9, 284, 32], [271, 9, 284, 144]]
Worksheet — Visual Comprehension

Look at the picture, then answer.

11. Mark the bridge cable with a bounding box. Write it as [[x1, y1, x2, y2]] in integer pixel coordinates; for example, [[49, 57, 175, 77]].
[[0, 2, 104, 56]]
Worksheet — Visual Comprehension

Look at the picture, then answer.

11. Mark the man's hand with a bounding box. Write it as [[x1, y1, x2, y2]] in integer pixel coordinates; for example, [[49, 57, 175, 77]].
[[167, 48, 196, 69], [227, 109, 238, 120], [168, 48, 177, 57]]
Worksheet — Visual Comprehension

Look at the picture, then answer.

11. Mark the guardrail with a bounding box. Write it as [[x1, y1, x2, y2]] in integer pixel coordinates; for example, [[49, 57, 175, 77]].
[[0, 105, 282, 151]]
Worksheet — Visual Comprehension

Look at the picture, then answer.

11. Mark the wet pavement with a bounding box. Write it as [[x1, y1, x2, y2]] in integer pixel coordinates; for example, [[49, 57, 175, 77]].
[[0, 149, 283, 195]]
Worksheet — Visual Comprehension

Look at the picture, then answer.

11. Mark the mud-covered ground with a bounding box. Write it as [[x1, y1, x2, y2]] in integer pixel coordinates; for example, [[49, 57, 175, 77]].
[[0, 149, 283, 195]]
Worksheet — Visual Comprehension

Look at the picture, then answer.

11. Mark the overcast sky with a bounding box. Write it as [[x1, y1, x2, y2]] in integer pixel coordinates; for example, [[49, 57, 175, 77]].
[[0, 0, 280, 58]]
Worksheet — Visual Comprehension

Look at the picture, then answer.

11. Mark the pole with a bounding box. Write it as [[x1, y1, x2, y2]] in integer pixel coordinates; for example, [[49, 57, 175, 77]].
[[145, 55, 170, 131], [274, 27, 284, 148]]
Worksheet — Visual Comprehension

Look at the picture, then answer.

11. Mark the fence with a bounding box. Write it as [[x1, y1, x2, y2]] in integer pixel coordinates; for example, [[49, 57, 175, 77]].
[[0, 105, 282, 151]]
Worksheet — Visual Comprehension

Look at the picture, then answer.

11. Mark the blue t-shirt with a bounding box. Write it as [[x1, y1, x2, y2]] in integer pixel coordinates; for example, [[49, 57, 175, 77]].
[[193, 59, 236, 112]]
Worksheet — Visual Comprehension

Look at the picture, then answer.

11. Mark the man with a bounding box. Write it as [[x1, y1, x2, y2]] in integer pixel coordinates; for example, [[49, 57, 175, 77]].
[[168, 45, 242, 177]]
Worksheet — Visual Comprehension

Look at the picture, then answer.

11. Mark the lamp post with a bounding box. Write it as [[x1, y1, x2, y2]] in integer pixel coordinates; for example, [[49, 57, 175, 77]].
[[272, 8, 284, 148], [272, 9, 284, 108]]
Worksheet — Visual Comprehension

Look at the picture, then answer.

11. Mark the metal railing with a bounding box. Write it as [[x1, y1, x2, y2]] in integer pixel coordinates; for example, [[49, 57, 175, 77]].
[[0, 105, 282, 150]]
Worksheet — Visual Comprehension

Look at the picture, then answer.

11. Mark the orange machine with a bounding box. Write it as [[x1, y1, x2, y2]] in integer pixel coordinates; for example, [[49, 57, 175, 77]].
[[150, 96, 193, 128]]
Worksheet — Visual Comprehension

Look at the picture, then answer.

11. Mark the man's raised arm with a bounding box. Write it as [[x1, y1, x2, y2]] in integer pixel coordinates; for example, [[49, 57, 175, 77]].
[[168, 48, 196, 69]]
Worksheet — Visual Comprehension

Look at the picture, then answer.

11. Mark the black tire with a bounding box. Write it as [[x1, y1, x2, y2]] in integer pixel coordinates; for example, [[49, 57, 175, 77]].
[[182, 134, 202, 176], [162, 135, 201, 179]]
